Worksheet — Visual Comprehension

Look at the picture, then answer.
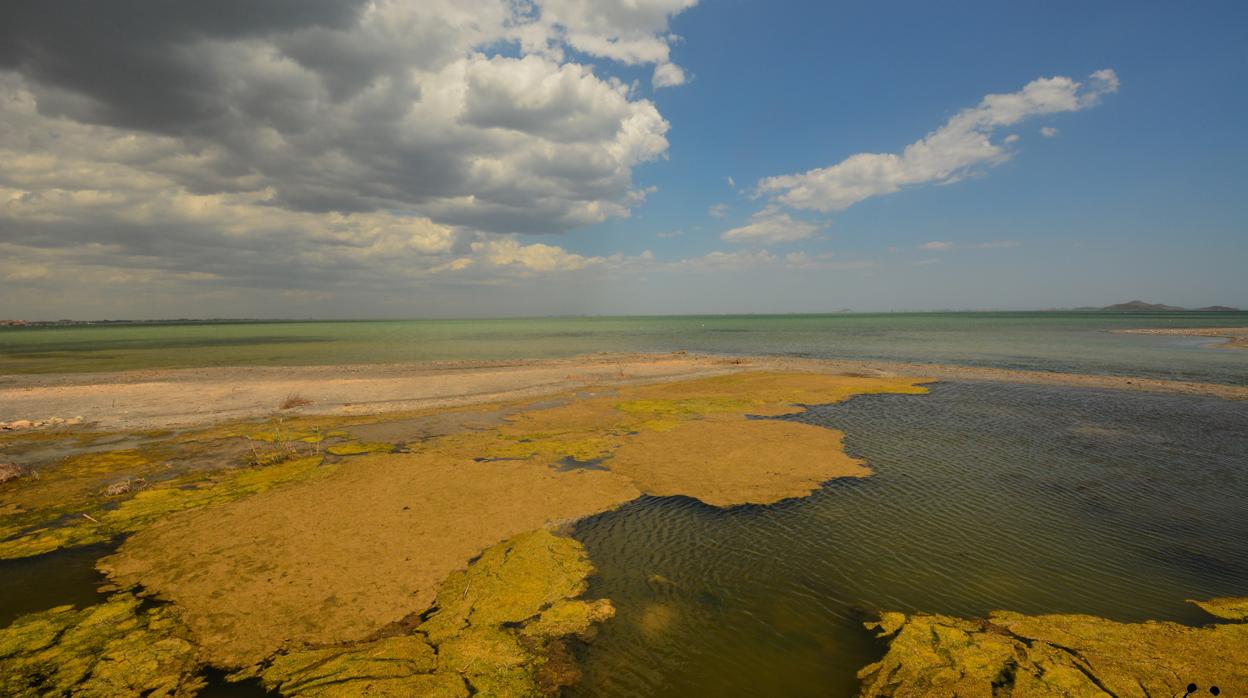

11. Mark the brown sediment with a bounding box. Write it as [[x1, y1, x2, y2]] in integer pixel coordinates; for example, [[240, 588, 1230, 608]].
[[609, 418, 869, 506], [858, 603, 1248, 697], [91, 372, 925, 671], [1115, 326, 1248, 349]]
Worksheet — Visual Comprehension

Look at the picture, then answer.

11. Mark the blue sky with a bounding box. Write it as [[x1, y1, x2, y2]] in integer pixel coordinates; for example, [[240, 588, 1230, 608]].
[[0, 0, 1244, 317], [565, 0, 1247, 310]]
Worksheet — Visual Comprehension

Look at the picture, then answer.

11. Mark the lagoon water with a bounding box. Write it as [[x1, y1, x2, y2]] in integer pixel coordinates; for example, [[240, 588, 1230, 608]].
[[2, 313, 1247, 696], [570, 383, 1248, 697], [2, 312, 1247, 384]]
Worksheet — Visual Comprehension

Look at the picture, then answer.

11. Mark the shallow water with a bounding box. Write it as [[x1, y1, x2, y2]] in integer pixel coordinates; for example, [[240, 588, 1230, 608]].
[[569, 382, 1248, 697], [2, 312, 1247, 384]]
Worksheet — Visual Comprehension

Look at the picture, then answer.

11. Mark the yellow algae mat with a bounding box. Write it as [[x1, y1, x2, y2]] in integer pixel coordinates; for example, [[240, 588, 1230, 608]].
[[97, 373, 926, 669], [1, 371, 926, 694], [7, 370, 1244, 697]]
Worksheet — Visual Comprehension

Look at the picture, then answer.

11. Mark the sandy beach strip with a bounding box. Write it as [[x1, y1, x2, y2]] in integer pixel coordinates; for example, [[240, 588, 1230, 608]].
[[1114, 326, 1248, 349], [2, 352, 1245, 432]]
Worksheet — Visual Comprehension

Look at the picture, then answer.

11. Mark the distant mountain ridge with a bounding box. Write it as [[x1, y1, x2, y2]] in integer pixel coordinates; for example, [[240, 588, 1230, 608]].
[[1097, 300, 1240, 312]]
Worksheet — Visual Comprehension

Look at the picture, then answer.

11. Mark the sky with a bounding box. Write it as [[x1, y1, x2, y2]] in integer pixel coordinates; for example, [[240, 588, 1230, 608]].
[[1, 0, 1245, 319]]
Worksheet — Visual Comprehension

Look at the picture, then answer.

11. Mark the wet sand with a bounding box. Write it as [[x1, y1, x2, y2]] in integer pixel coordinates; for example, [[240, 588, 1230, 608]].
[[2, 352, 1244, 432]]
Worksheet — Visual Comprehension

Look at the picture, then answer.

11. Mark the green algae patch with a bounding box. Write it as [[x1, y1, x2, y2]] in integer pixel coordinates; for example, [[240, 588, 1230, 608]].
[[4, 447, 171, 512], [0, 593, 205, 697], [79, 372, 924, 676], [421, 530, 614, 696], [420, 529, 598, 642], [325, 441, 395, 456], [858, 605, 1248, 697], [0, 454, 331, 560], [608, 416, 872, 506], [1189, 596, 1248, 621], [521, 599, 615, 640], [619, 372, 930, 419], [484, 433, 618, 464], [236, 531, 611, 697], [99, 451, 640, 668], [243, 635, 467, 698]]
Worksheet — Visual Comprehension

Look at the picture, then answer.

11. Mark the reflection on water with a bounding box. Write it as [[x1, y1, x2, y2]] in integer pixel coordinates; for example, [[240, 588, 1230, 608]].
[[569, 382, 1248, 697]]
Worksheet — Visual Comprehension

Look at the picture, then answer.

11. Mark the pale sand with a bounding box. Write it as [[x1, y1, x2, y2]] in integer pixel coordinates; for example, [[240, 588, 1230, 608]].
[[2, 352, 1245, 432], [1115, 326, 1248, 349]]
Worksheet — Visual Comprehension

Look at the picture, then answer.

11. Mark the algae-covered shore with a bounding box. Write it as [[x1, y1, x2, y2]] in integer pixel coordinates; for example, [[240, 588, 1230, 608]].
[[2, 361, 1245, 696], [2, 369, 928, 695]]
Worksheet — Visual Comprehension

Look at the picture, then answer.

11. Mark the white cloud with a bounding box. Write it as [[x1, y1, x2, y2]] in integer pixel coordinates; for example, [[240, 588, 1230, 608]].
[[532, 0, 697, 66], [972, 240, 1021, 249], [1004, 134, 1020, 144], [665, 248, 873, 272], [651, 61, 687, 88], [756, 70, 1119, 212], [1040, 126, 1059, 138], [721, 208, 823, 244], [708, 203, 731, 218], [919, 240, 954, 250], [726, 176, 736, 188], [670, 249, 777, 271], [656, 229, 684, 238], [467, 238, 602, 273], [0, 1, 701, 301]]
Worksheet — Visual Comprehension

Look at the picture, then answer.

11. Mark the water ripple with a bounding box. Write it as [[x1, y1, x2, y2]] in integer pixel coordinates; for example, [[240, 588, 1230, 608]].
[[569, 382, 1248, 697]]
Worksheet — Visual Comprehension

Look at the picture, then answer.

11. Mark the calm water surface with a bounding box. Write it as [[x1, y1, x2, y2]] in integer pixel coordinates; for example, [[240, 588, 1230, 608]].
[[569, 383, 1248, 697], [2, 312, 1246, 384]]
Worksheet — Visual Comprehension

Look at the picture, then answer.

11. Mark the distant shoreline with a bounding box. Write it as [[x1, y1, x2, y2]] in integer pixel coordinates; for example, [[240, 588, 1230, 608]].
[[2, 307, 1245, 328]]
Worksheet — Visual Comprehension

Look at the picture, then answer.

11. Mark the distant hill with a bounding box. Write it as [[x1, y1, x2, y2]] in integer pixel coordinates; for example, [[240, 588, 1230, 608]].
[[1093, 300, 1240, 312], [1102, 300, 1186, 311]]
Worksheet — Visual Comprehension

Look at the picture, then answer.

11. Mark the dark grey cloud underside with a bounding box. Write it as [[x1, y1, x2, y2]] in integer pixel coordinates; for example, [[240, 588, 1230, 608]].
[[0, 1, 368, 133]]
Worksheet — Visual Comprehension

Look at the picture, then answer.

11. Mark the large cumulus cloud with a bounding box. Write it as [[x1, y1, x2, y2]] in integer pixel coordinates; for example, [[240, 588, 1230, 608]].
[[0, 0, 694, 311]]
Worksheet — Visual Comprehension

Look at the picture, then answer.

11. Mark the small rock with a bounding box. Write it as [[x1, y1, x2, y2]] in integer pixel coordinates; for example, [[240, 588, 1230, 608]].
[[4, 419, 34, 430], [103, 477, 147, 497], [0, 462, 23, 485]]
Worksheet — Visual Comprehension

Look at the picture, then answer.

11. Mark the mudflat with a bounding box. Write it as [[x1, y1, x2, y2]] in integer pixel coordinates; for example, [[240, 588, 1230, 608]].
[[3, 352, 1244, 433]]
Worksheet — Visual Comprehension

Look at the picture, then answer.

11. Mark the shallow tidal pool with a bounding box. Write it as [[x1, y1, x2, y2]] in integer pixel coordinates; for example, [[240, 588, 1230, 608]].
[[568, 382, 1248, 697]]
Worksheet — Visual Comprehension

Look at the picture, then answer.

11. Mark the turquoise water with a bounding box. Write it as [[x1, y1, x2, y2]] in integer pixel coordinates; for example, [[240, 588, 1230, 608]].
[[2, 312, 1246, 383]]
